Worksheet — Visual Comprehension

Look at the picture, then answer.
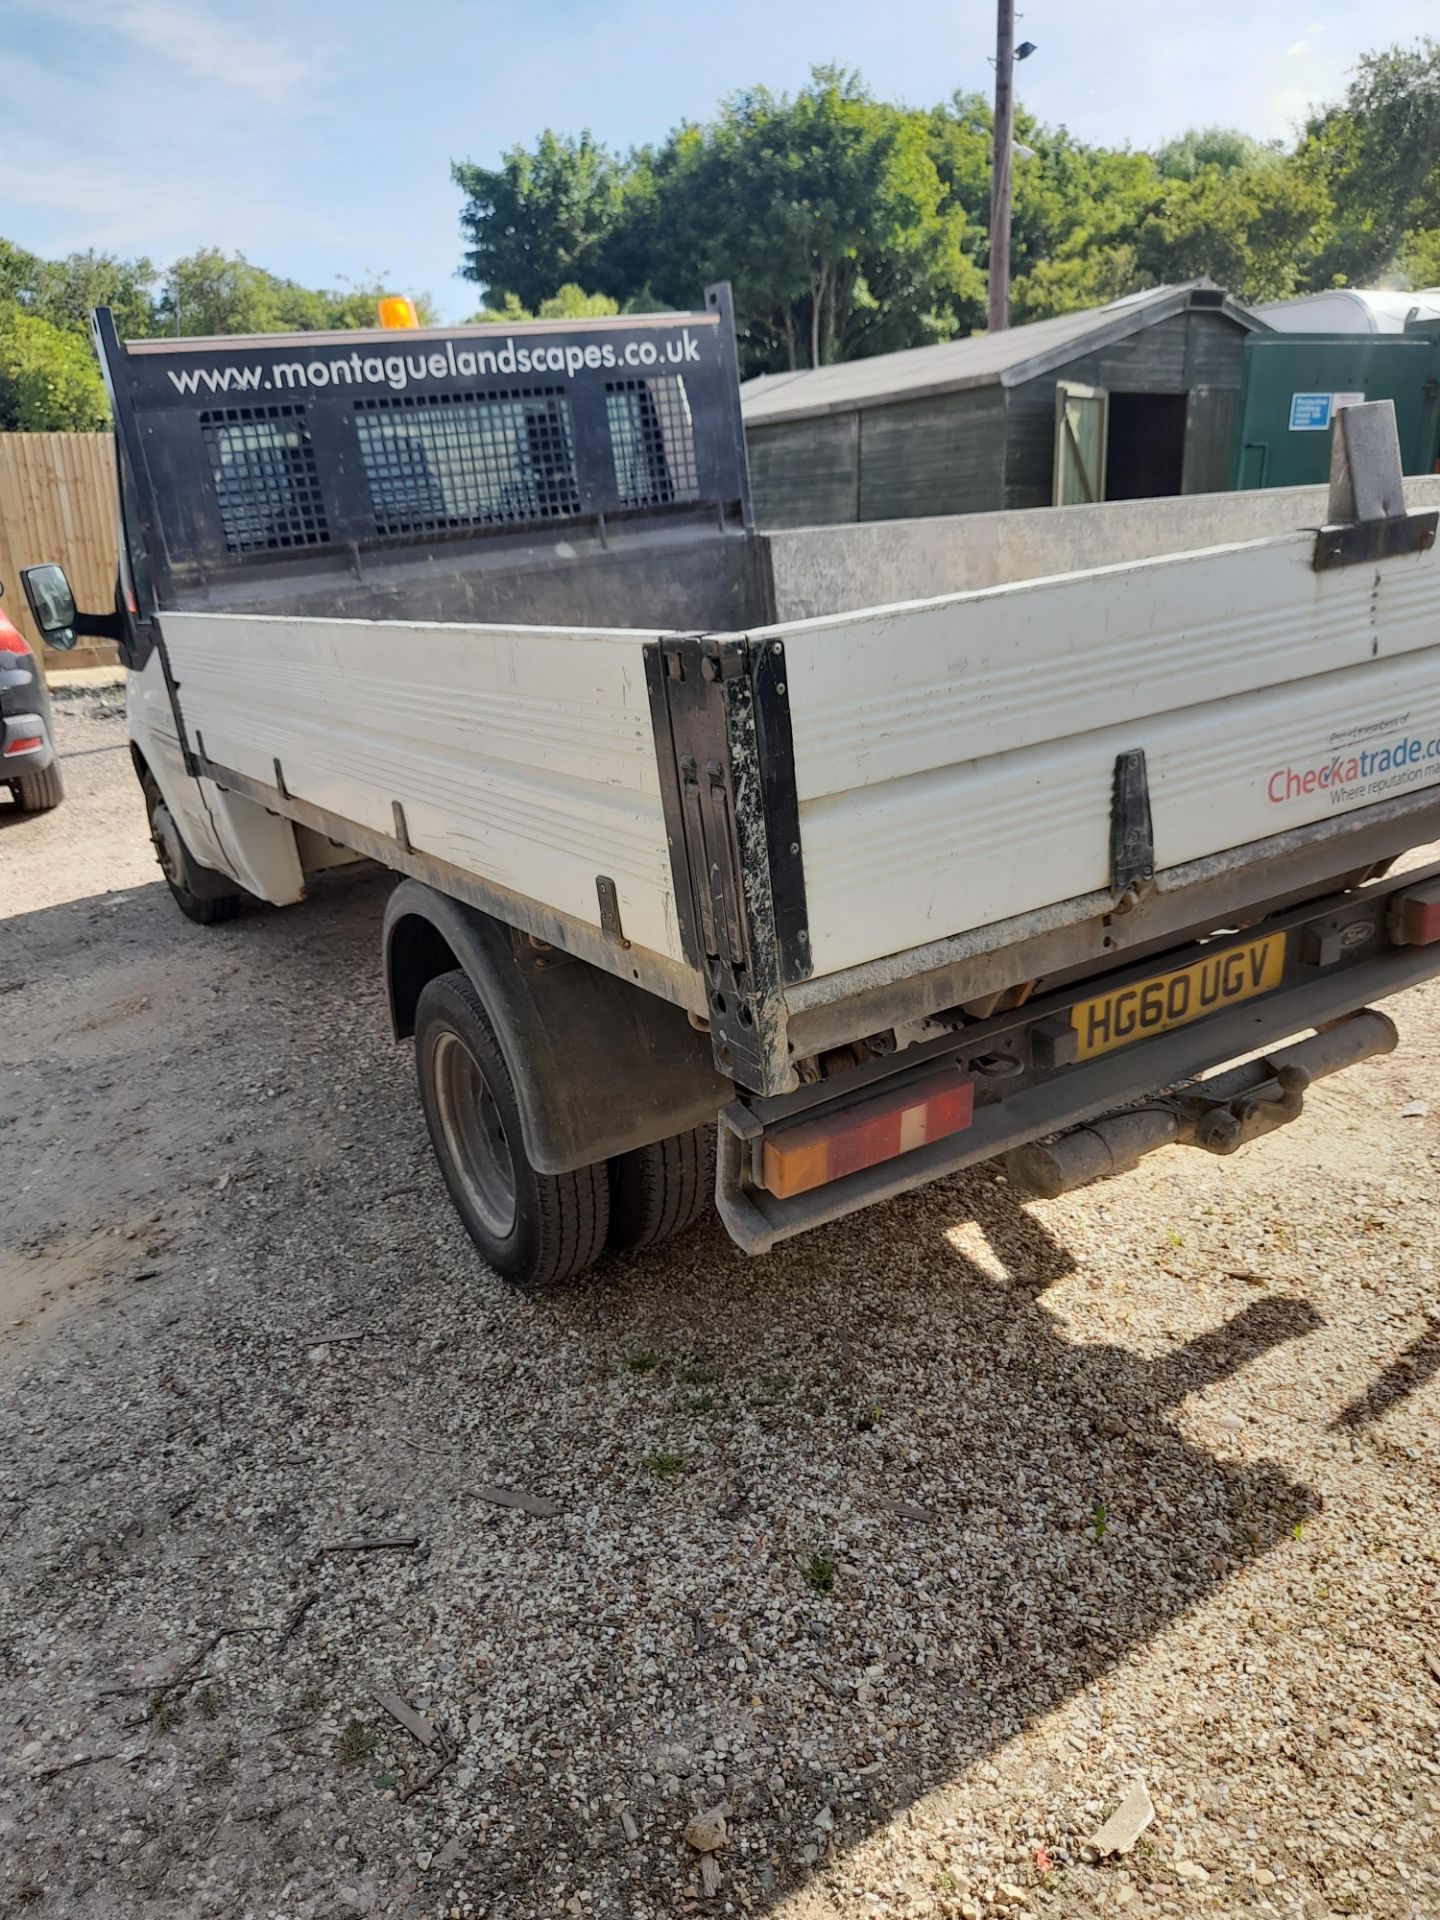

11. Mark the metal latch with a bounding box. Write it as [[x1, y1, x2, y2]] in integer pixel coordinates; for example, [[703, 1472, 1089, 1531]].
[[1109, 748, 1155, 913]]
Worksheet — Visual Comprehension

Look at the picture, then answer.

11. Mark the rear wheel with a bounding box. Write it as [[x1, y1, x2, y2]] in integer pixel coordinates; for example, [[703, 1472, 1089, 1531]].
[[608, 1125, 715, 1255], [415, 969, 609, 1288], [143, 775, 243, 925], [12, 763, 64, 812]]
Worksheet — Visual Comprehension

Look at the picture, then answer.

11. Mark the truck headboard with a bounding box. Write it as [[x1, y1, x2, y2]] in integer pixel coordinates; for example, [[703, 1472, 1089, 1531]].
[[94, 287, 753, 619]]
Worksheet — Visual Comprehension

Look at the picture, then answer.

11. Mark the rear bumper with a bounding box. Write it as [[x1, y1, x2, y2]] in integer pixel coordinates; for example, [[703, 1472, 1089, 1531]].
[[1, 711, 55, 773], [717, 865, 1440, 1253]]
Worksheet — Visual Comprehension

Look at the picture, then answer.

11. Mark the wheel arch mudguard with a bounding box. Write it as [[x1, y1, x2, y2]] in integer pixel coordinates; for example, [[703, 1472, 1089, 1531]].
[[382, 879, 730, 1175]]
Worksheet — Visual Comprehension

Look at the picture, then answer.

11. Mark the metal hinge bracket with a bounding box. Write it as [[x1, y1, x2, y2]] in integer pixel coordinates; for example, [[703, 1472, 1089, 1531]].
[[1110, 748, 1155, 913], [645, 635, 798, 1095]]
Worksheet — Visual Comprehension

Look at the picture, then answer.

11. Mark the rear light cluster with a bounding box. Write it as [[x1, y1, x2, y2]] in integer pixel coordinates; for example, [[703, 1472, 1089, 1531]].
[[1391, 878, 1440, 947], [3, 735, 43, 756], [760, 1066, 974, 1199], [0, 611, 31, 655]]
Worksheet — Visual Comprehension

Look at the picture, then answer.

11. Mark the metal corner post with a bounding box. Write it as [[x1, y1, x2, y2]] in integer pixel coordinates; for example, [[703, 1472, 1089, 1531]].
[[705, 282, 755, 531], [645, 632, 807, 1097]]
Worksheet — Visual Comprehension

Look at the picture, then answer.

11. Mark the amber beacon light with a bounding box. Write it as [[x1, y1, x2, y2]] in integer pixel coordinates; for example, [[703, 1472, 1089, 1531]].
[[376, 296, 420, 330]]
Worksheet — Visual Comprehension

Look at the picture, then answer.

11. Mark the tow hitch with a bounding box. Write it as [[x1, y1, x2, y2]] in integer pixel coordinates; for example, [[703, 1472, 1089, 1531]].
[[1004, 1009, 1398, 1199]]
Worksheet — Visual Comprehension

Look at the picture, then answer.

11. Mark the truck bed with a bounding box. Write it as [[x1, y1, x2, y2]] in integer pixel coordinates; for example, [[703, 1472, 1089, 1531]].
[[164, 476, 1440, 1024]]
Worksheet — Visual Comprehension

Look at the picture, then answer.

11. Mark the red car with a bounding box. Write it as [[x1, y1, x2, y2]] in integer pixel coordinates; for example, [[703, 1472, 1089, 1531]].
[[0, 591, 64, 812]]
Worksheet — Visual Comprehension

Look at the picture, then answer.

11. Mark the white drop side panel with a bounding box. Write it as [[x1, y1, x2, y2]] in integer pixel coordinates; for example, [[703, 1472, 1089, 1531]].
[[776, 531, 1440, 980], [160, 611, 684, 962]]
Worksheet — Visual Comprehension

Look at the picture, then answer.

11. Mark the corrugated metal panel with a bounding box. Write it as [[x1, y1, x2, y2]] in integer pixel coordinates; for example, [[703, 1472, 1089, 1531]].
[[748, 414, 859, 527], [767, 528, 1440, 975], [161, 610, 684, 962], [858, 388, 1006, 520]]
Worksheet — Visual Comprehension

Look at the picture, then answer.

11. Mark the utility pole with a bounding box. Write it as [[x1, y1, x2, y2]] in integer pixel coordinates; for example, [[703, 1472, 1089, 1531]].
[[987, 0, 1015, 333]]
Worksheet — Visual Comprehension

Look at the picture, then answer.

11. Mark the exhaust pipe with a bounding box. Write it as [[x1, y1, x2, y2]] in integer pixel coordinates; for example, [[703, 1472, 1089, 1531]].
[[1005, 1009, 1398, 1201]]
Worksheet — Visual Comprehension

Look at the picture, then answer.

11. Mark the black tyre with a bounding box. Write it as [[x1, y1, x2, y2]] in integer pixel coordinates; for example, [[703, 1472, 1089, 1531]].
[[142, 775, 244, 925], [12, 762, 64, 812], [415, 969, 609, 1288], [608, 1125, 715, 1255]]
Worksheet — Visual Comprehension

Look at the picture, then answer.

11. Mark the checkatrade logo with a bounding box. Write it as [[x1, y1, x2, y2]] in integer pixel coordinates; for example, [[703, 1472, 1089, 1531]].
[[1267, 715, 1440, 808], [164, 328, 704, 398]]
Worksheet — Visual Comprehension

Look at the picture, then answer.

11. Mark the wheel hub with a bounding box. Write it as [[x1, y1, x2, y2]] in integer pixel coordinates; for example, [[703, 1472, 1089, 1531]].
[[149, 796, 184, 889], [431, 1029, 518, 1237]]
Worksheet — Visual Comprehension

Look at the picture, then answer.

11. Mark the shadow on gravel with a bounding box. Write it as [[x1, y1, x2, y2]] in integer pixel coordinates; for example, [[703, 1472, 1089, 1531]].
[[1, 863, 1325, 1919], [1332, 1323, 1440, 1432]]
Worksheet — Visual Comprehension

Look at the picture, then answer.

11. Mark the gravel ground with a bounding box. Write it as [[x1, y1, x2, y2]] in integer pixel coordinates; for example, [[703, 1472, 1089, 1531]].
[[3, 690, 1440, 1920]]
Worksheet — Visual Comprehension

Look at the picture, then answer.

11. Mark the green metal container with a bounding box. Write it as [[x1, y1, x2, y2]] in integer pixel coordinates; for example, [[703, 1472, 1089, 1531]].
[[1232, 329, 1440, 491]]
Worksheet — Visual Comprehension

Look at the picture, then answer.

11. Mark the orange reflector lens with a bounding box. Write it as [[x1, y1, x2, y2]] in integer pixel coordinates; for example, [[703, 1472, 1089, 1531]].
[[376, 295, 420, 330], [4, 735, 43, 755], [761, 1067, 975, 1199]]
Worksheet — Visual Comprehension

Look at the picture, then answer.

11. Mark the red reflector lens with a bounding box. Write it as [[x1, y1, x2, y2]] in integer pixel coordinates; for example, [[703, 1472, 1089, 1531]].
[[761, 1067, 975, 1199], [1392, 879, 1440, 947], [0, 613, 29, 654], [4, 735, 44, 755]]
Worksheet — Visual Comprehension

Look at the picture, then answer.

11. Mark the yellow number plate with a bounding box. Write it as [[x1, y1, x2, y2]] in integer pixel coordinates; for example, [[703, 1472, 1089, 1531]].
[[1070, 932, 1287, 1063]]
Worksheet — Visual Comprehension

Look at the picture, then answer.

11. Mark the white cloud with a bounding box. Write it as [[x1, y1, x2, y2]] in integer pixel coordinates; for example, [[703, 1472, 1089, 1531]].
[[16, 0, 311, 107]]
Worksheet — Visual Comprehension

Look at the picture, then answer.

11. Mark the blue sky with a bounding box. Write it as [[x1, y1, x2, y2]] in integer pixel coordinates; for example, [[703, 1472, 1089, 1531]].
[[3, 0, 1434, 322]]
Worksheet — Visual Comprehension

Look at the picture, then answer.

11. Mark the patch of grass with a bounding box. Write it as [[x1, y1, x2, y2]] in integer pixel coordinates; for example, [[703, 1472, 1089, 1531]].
[[855, 1404, 883, 1433], [149, 1693, 185, 1733], [643, 1451, 686, 1478], [1166, 1228, 1185, 1248], [1291, 1518, 1305, 1541], [686, 1393, 715, 1415], [680, 1364, 716, 1387], [803, 1552, 837, 1595], [336, 1719, 376, 1767], [298, 1684, 325, 1717], [198, 1685, 221, 1721], [1092, 1501, 1107, 1541], [628, 1350, 660, 1374]]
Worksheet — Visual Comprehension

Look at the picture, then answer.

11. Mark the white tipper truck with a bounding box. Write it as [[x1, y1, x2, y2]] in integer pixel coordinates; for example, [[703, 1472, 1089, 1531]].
[[19, 293, 1440, 1285]]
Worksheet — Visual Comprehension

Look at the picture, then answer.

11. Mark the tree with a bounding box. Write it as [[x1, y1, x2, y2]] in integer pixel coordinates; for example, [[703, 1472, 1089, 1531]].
[[1154, 127, 1283, 182], [691, 68, 975, 370], [0, 311, 109, 430], [456, 70, 980, 375], [469, 284, 620, 323], [1006, 120, 1161, 321], [1301, 39, 1440, 286], [31, 250, 156, 339], [153, 250, 437, 335], [1138, 161, 1329, 300], [453, 132, 626, 312], [1397, 228, 1440, 287], [0, 241, 154, 339]]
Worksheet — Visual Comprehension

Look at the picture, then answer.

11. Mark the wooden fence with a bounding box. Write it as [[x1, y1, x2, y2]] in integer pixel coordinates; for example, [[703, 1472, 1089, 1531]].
[[0, 433, 119, 673]]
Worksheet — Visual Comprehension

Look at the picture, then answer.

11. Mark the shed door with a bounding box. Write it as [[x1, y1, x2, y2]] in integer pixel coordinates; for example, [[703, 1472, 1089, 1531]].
[[1053, 382, 1109, 505]]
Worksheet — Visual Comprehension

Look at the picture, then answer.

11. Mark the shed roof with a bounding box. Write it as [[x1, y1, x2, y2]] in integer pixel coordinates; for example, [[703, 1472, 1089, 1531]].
[[740, 281, 1260, 426]]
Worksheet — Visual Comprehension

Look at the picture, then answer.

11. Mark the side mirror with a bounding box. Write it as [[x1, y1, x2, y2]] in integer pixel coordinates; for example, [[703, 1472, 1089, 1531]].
[[21, 563, 78, 651]]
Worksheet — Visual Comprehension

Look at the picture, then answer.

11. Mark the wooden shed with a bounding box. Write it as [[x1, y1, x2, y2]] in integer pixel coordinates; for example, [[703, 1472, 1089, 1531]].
[[740, 282, 1264, 528]]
